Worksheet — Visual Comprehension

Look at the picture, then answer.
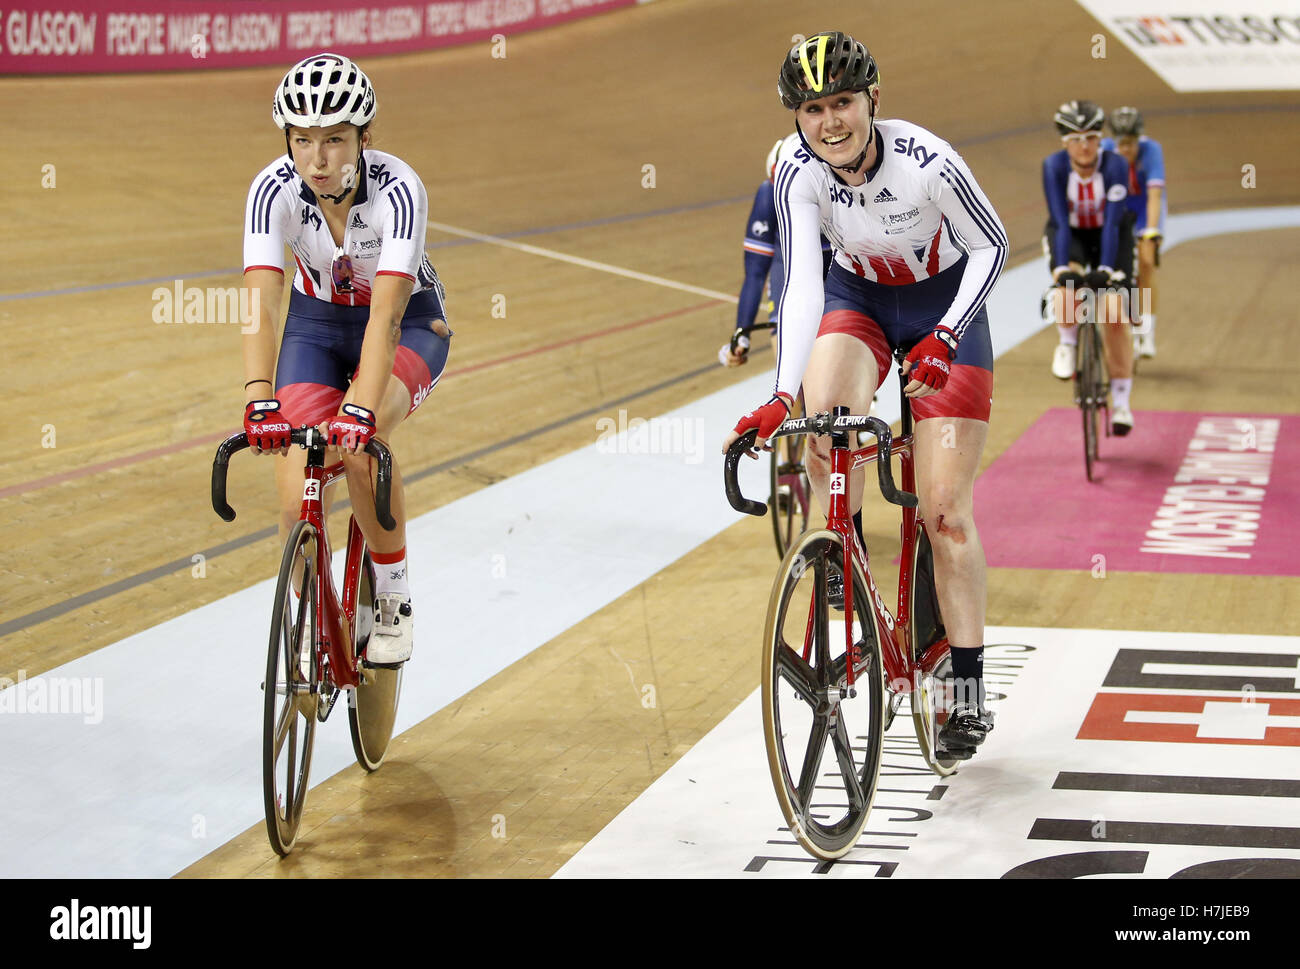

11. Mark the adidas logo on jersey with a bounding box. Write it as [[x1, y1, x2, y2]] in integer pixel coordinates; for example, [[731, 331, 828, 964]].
[[873, 187, 898, 203], [349, 212, 366, 229]]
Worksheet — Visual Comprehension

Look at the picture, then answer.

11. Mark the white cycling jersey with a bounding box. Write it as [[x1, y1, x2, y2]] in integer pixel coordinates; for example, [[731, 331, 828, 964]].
[[242, 149, 441, 307], [772, 118, 1007, 397]]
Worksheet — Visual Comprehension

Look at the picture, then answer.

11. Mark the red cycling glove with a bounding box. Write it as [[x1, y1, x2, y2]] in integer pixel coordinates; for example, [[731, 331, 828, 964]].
[[326, 403, 377, 453], [904, 326, 958, 392], [733, 392, 794, 445], [244, 399, 292, 453]]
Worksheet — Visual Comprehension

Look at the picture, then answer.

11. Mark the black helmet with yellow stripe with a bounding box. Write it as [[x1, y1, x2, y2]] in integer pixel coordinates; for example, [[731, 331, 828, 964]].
[[779, 31, 879, 110]]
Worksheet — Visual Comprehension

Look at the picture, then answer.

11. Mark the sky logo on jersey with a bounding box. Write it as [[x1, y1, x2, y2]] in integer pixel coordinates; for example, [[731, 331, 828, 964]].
[[893, 136, 938, 168], [798, 35, 831, 93]]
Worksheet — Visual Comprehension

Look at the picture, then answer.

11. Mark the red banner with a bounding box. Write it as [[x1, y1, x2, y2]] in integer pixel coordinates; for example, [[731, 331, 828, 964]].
[[0, 0, 641, 74]]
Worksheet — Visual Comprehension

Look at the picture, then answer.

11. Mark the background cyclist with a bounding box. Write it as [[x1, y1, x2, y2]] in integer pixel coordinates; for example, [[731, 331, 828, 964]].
[[1043, 99, 1138, 436], [1103, 106, 1165, 359], [720, 135, 833, 369], [725, 31, 1007, 759], [241, 53, 451, 667]]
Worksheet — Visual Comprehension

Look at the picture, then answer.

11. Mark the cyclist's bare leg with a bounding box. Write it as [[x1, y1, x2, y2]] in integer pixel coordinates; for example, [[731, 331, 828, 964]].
[[801, 332, 878, 520], [339, 374, 411, 556], [911, 416, 988, 651], [1052, 260, 1089, 329], [1137, 238, 1158, 320], [1099, 291, 1134, 380]]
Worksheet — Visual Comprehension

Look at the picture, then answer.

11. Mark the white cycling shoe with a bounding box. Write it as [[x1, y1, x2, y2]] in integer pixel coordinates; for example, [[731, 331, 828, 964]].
[[366, 593, 413, 666], [1051, 343, 1076, 380], [1112, 405, 1134, 437]]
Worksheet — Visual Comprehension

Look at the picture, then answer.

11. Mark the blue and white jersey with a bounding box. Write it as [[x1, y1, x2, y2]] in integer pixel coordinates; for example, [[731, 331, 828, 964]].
[[771, 118, 1007, 399], [1042, 148, 1129, 270], [243, 149, 443, 308], [1101, 135, 1167, 232]]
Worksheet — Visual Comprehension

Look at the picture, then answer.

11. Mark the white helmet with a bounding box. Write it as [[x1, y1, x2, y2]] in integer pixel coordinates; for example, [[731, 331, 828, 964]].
[[273, 52, 376, 129], [765, 138, 784, 180]]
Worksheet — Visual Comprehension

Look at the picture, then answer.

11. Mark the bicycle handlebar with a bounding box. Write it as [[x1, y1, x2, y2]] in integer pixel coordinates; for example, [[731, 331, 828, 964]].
[[211, 428, 396, 531], [723, 412, 918, 518]]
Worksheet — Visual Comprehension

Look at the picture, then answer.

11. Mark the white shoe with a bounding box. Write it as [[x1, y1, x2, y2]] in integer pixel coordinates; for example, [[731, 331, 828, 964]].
[[1137, 331, 1156, 358], [1112, 405, 1134, 437], [1051, 343, 1076, 380], [367, 593, 413, 665]]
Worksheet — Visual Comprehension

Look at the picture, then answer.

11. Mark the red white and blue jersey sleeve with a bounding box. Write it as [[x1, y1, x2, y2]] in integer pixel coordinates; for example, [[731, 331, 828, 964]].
[[243, 159, 297, 276], [1097, 151, 1131, 270], [771, 149, 830, 399], [930, 150, 1008, 342], [374, 171, 427, 283], [1042, 151, 1076, 270], [738, 181, 777, 329]]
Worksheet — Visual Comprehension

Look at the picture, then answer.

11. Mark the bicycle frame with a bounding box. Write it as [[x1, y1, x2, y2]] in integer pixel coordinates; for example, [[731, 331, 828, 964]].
[[822, 407, 946, 699], [212, 426, 396, 695], [299, 435, 369, 693]]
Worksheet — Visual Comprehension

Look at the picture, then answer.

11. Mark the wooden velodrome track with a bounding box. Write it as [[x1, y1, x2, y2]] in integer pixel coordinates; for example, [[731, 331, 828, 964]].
[[2, 0, 1298, 877]]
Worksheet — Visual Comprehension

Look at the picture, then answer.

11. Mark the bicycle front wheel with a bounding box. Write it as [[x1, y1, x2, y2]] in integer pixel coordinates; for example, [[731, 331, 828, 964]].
[[263, 519, 319, 857], [1078, 321, 1100, 481], [349, 552, 403, 771], [761, 529, 886, 861]]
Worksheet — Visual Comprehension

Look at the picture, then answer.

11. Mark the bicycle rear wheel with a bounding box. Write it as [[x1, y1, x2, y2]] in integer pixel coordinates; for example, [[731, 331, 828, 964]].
[[349, 552, 403, 771], [761, 529, 885, 860], [263, 519, 319, 857], [907, 525, 960, 776]]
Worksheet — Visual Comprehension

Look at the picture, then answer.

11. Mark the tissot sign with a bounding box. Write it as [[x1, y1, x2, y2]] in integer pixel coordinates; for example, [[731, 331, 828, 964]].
[[1075, 1, 1300, 90]]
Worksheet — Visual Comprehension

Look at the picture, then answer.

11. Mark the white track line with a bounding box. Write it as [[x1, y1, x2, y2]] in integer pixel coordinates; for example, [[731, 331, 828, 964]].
[[426, 219, 739, 303]]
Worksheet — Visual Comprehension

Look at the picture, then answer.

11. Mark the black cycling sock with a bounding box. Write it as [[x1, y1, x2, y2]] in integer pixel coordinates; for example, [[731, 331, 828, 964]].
[[949, 645, 986, 711], [852, 510, 865, 550]]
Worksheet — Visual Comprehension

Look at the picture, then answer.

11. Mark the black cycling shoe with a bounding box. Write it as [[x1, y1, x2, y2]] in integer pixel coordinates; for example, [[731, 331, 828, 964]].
[[937, 704, 994, 759]]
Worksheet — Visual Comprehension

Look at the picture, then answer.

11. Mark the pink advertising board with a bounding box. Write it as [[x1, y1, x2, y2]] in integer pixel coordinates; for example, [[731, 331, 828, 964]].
[[0, 0, 641, 73]]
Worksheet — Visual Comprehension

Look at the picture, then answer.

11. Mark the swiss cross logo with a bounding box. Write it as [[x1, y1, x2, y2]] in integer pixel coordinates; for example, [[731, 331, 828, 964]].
[[1079, 692, 1300, 746], [1079, 646, 1300, 747]]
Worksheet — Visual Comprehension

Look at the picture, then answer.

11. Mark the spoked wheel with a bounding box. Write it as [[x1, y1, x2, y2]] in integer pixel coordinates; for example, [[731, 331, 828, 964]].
[[349, 552, 403, 771], [761, 529, 886, 860], [1077, 321, 1100, 481], [908, 525, 960, 777], [263, 519, 319, 857], [769, 421, 811, 558]]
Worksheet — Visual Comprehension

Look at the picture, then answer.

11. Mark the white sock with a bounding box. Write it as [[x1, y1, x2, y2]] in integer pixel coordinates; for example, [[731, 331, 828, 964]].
[[1057, 325, 1078, 346], [1111, 378, 1132, 411], [374, 554, 410, 599], [1143, 314, 1156, 337]]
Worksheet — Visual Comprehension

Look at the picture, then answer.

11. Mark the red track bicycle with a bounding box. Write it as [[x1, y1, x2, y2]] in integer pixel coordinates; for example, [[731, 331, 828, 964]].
[[725, 371, 959, 860], [212, 427, 402, 856]]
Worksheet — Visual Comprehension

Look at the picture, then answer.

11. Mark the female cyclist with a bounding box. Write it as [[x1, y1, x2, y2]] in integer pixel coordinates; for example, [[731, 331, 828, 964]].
[[725, 31, 1007, 759], [240, 52, 451, 667], [1103, 106, 1165, 358]]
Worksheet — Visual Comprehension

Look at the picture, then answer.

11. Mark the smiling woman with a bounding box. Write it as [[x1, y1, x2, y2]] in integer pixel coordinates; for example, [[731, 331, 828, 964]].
[[727, 29, 1009, 759]]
